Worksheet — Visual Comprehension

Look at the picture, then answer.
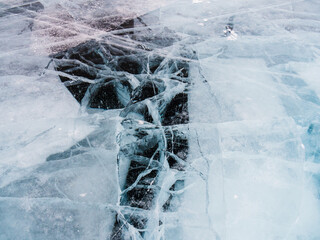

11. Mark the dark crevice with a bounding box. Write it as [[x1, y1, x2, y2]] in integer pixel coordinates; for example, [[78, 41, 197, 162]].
[[48, 12, 193, 239]]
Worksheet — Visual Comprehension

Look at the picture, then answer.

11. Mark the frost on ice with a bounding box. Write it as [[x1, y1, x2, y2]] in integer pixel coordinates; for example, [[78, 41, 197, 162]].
[[1, 0, 320, 240]]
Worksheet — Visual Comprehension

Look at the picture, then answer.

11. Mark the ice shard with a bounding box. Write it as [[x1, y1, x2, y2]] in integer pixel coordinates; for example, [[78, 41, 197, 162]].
[[1, 0, 320, 240]]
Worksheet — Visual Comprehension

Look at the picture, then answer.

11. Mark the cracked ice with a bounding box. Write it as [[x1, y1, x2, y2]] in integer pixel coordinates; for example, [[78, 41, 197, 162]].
[[0, 0, 320, 240]]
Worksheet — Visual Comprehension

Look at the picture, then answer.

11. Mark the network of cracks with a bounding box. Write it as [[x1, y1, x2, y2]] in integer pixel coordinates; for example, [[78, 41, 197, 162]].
[[48, 15, 197, 239]]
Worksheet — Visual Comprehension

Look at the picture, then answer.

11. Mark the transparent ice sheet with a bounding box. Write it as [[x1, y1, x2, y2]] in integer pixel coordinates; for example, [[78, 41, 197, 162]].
[[0, 0, 320, 239]]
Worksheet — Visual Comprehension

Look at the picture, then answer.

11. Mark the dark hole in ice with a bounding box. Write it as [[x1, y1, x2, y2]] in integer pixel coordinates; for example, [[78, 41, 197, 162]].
[[162, 184, 175, 212], [135, 142, 159, 159], [175, 61, 189, 78], [111, 214, 148, 240], [165, 128, 188, 170], [126, 215, 148, 232], [131, 79, 164, 104], [165, 129, 188, 158], [162, 93, 189, 126], [124, 162, 157, 187], [66, 82, 91, 103], [162, 180, 184, 212], [89, 83, 123, 109], [88, 81, 131, 109], [111, 220, 125, 240], [117, 56, 143, 74], [124, 187, 155, 210], [149, 56, 165, 73], [120, 103, 154, 123]]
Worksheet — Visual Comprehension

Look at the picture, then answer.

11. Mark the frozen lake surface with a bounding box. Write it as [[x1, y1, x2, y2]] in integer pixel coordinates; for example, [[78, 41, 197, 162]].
[[0, 0, 320, 239]]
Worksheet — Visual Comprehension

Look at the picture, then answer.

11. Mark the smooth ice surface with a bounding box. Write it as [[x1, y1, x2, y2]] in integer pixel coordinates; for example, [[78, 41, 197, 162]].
[[1, 0, 320, 239]]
